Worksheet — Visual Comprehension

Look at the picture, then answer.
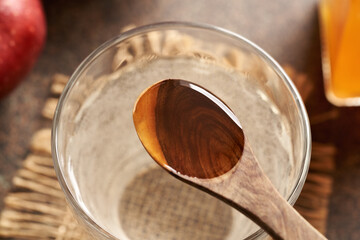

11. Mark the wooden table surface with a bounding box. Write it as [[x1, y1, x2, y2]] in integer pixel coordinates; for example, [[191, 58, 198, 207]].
[[1, 0, 359, 239]]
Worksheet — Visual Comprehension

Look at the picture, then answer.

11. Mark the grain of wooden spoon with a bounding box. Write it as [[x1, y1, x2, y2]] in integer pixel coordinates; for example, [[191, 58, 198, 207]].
[[133, 79, 326, 240]]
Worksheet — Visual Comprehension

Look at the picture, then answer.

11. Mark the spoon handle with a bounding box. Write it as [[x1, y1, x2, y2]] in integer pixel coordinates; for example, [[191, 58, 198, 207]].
[[226, 149, 326, 240], [191, 146, 327, 240]]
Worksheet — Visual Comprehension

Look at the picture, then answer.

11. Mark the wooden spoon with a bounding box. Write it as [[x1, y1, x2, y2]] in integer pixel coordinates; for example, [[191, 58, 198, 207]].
[[133, 79, 326, 240]]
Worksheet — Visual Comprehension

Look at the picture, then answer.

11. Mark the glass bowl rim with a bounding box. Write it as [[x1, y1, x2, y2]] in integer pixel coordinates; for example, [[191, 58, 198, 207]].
[[51, 21, 312, 240]]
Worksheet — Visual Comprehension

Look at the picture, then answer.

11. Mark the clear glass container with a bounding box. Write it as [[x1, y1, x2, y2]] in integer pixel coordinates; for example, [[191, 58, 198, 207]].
[[319, 0, 360, 106], [52, 22, 311, 240]]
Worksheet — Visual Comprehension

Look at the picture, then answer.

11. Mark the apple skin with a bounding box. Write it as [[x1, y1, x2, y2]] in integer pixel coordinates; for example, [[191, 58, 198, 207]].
[[0, 0, 46, 99]]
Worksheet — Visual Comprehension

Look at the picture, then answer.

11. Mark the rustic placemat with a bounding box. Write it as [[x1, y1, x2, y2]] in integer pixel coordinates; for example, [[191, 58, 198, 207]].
[[0, 26, 337, 239]]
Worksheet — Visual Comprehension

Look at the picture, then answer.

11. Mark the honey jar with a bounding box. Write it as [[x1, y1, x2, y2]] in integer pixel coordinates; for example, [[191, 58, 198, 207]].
[[319, 0, 360, 106]]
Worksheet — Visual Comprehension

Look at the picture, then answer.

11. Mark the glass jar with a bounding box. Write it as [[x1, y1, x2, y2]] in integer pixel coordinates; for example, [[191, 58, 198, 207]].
[[319, 0, 360, 106]]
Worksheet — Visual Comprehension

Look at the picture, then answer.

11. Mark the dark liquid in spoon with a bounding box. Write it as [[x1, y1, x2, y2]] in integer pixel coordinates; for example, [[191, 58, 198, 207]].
[[133, 79, 245, 179]]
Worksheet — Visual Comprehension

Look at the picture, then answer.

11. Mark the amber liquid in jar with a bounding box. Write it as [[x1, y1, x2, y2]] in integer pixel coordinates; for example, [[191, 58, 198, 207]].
[[319, 0, 360, 105]]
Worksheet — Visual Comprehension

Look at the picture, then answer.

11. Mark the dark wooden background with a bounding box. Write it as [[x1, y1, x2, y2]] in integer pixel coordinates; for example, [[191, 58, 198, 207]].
[[1, 0, 359, 239]]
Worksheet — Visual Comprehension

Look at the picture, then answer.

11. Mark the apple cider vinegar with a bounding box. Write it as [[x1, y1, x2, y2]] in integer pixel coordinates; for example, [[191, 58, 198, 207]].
[[319, 0, 360, 105]]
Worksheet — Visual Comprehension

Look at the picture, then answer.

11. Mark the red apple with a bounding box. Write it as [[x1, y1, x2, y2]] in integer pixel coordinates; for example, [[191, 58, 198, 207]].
[[0, 0, 46, 98]]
